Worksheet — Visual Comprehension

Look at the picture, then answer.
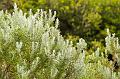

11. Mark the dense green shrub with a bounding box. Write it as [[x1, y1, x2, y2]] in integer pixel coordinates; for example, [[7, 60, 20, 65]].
[[10, 0, 120, 42], [0, 4, 120, 79]]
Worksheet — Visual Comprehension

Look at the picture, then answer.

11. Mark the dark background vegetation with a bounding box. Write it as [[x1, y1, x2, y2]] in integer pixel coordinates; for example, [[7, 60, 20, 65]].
[[0, 0, 120, 50]]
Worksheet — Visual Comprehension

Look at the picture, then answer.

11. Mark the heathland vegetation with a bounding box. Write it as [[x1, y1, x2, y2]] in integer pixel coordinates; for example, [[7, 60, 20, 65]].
[[0, 0, 120, 79]]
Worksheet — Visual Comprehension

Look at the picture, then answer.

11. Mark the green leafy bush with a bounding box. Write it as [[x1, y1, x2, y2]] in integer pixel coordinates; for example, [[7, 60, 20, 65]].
[[0, 4, 120, 79], [11, 0, 120, 42]]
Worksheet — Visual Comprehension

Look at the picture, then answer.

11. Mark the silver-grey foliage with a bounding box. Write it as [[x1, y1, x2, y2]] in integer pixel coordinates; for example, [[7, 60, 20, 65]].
[[0, 4, 120, 79]]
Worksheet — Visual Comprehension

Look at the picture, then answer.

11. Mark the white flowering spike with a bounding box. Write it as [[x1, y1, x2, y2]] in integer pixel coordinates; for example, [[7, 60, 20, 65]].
[[55, 18, 59, 28], [77, 38, 87, 51], [14, 3, 18, 11], [16, 41, 23, 52], [95, 48, 99, 57]]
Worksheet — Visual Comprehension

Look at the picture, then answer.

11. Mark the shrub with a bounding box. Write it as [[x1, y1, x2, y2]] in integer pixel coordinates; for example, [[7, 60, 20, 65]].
[[0, 4, 120, 79], [11, 0, 120, 42]]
